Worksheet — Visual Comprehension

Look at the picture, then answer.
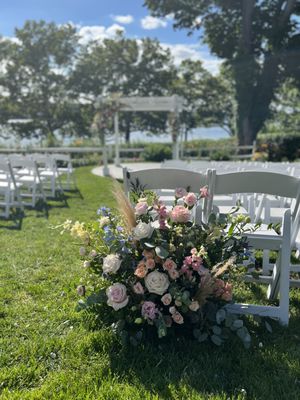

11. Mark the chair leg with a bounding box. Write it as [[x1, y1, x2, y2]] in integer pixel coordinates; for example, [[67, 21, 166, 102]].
[[267, 209, 291, 325]]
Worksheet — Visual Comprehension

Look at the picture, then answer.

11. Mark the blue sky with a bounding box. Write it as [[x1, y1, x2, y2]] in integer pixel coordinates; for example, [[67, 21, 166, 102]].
[[1, 0, 222, 73]]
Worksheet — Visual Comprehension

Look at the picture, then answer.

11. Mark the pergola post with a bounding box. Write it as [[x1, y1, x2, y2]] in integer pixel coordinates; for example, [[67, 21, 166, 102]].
[[114, 111, 120, 166]]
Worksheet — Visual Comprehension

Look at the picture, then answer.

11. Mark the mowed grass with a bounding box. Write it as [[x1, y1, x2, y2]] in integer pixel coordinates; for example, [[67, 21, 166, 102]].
[[0, 167, 300, 400]]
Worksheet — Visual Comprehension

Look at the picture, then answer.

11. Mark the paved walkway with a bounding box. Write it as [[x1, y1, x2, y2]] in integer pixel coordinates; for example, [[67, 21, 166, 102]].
[[92, 162, 160, 180]]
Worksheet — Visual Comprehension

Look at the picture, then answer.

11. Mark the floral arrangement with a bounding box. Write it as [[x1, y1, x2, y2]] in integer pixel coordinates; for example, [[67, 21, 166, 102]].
[[63, 182, 255, 347]]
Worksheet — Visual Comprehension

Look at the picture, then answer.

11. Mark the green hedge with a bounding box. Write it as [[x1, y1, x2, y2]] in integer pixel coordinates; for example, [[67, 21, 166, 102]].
[[143, 143, 172, 162]]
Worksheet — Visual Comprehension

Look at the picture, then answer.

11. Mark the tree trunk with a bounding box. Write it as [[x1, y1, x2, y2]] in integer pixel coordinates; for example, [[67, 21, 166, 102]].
[[237, 115, 256, 145], [125, 120, 131, 144]]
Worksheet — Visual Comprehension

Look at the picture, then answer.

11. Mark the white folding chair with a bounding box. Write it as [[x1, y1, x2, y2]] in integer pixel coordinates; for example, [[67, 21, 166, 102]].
[[32, 154, 63, 197], [123, 167, 208, 223], [9, 157, 47, 207], [51, 153, 76, 190], [205, 169, 300, 325], [0, 160, 23, 218]]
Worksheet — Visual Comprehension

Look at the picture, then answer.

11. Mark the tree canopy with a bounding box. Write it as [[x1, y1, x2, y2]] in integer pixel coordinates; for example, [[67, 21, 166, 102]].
[[145, 0, 300, 144]]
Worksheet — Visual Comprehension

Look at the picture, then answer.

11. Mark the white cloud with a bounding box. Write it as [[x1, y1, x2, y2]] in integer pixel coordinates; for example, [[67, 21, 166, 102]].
[[162, 43, 222, 75], [78, 24, 125, 45], [141, 16, 167, 30], [111, 14, 134, 24]]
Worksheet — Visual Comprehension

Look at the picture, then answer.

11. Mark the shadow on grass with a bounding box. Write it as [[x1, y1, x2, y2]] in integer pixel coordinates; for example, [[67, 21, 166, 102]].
[[103, 319, 300, 400]]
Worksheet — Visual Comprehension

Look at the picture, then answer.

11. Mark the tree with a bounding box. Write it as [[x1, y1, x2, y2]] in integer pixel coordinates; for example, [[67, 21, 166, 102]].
[[144, 0, 300, 145], [172, 60, 236, 141], [264, 78, 300, 134], [71, 35, 175, 143], [0, 20, 78, 141]]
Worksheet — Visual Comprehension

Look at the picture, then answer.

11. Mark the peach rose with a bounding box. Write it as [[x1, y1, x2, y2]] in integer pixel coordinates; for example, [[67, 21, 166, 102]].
[[134, 261, 147, 278]]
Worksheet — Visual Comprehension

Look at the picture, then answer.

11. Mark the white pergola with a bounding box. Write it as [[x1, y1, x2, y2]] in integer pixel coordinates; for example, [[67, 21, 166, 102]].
[[112, 95, 185, 166]]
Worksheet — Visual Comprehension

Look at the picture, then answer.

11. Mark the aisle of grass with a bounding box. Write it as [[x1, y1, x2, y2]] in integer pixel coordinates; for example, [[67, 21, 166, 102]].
[[0, 167, 300, 400]]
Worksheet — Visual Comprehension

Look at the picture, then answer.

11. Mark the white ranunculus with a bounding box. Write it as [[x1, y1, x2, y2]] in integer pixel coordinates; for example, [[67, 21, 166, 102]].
[[103, 254, 122, 274], [106, 283, 129, 311], [145, 271, 169, 295], [132, 221, 154, 240]]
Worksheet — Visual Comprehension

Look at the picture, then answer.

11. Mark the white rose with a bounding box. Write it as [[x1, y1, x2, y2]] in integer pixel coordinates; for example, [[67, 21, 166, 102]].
[[103, 254, 122, 274], [106, 283, 129, 311], [145, 271, 169, 295], [99, 216, 110, 227], [132, 221, 154, 240]]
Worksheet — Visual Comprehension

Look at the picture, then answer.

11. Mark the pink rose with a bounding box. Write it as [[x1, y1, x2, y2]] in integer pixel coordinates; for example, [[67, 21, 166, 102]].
[[106, 283, 129, 311], [133, 282, 144, 295], [141, 301, 157, 320], [172, 311, 184, 324], [184, 192, 197, 207], [168, 268, 179, 280], [135, 202, 148, 215], [163, 258, 177, 271], [161, 293, 172, 306], [170, 205, 191, 223], [146, 258, 155, 269], [175, 187, 187, 198], [200, 186, 209, 198]]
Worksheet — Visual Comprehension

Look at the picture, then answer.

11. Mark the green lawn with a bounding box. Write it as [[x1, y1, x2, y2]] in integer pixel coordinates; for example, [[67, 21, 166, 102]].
[[1, 167, 300, 400]]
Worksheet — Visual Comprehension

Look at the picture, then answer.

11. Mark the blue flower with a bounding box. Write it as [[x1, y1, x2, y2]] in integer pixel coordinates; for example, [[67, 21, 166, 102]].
[[97, 206, 111, 216], [117, 226, 123, 232]]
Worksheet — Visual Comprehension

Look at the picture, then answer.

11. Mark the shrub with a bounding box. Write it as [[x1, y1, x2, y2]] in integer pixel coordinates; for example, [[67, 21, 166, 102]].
[[257, 133, 300, 161], [143, 144, 172, 162]]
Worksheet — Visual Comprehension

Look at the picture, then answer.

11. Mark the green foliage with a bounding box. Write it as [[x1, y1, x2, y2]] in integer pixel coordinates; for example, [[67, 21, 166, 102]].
[[143, 143, 172, 162], [0, 20, 78, 140], [173, 60, 236, 138], [145, 0, 300, 145], [257, 133, 300, 161]]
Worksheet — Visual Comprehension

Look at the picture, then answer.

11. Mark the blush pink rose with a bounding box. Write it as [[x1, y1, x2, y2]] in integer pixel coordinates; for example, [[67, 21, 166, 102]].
[[170, 205, 191, 223], [184, 192, 197, 207], [172, 311, 184, 324], [135, 202, 148, 215], [163, 258, 177, 271], [133, 282, 144, 295], [175, 187, 187, 198], [146, 258, 156, 269], [161, 293, 172, 306], [106, 283, 129, 311], [200, 186, 209, 198], [168, 268, 179, 280]]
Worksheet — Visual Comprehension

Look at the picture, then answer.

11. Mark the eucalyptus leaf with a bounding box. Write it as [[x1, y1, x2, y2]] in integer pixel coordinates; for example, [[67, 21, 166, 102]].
[[155, 246, 169, 259], [231, 319, 244, 330], [265, 321, 273, 333], [144, 242, 156, 248], [211, 334, 223, 346], [212, 325, 222, 335], [216, 309, 226, 324], [198, 333, 208, 343]]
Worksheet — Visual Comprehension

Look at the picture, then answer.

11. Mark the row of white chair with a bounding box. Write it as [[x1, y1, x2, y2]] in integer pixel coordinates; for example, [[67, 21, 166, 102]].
[[0, 153, 76, 218], [123, 167, 300, 326]]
